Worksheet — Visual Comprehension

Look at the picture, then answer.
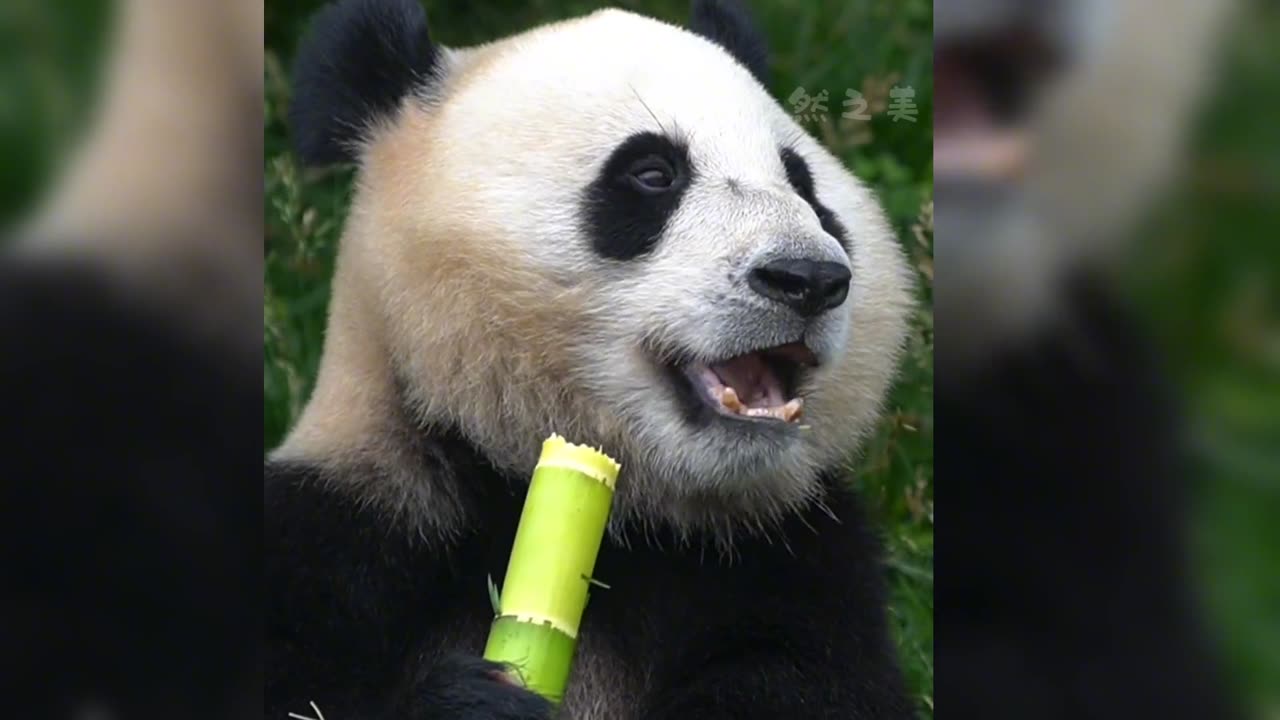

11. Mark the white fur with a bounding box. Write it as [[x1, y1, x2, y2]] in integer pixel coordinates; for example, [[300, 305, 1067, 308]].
[[276, 8, 914, 542]]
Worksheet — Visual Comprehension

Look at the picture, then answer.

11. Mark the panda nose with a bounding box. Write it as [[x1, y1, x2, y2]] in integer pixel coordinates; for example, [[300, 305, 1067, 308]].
[[748, 259, 852, 317]]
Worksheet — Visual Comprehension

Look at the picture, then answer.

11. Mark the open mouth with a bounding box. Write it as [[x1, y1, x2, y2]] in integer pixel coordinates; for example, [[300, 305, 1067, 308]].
[[935, 24, 1066, 182], [666, 342, 817, 425]]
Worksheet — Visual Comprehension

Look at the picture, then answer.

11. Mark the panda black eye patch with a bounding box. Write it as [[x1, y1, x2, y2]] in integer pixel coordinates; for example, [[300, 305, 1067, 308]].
[[780, 147, 850, 253], [582, 132, 694, 261]]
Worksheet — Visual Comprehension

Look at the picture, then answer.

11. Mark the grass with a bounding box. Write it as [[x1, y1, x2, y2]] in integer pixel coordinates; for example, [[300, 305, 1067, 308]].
[[265, 0, 935, 715]]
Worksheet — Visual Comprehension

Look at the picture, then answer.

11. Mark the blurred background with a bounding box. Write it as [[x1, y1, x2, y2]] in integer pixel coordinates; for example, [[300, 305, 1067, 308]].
[[1, 0, 261, 717], [264, 0, 934, 715], [0, 1, 110, 223], [934, 0, 1277, 717]]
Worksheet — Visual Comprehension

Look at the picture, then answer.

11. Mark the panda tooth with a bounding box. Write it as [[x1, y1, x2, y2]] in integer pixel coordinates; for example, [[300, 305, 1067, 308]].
[[782, 398, 804, 423], [720, 387, 744, 412], [725, 398, 803, 422]]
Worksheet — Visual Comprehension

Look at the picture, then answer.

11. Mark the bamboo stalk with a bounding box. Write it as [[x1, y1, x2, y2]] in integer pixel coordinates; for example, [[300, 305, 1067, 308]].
[[483, 434, 621, 704]]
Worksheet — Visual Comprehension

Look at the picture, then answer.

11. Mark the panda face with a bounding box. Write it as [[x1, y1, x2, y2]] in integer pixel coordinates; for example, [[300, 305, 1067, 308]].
[[291, 4, 913, 533], [574, 123, 859, 461]]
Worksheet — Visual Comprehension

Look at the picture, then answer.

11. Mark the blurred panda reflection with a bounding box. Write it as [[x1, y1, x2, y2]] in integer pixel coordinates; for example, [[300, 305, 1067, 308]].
[[0, 0, 261, 718], [934, 0, 1246, 718]]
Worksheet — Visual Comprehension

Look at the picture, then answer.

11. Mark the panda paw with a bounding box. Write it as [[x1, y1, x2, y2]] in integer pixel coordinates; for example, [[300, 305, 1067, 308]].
[[411, 653, 556, 720]]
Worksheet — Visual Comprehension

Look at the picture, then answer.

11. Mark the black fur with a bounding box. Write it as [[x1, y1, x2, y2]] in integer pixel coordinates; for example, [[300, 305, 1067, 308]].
[[265, 433, 915, 718], [689, 0, 772, 88], [582, 131, 695, 261], [265, 451, 555, 720], [0, 257, 260, 718], [781, 147, 850, 252], [289, 0, 442, 166], [936, 275, 1243, 719]]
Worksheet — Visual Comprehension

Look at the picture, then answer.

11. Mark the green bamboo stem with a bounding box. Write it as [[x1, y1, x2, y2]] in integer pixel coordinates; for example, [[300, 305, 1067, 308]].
[[483, 434, 621, 704]]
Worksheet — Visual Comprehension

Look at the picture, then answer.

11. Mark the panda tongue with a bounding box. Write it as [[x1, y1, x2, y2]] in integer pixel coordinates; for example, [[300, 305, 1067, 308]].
[[709, 353, 783, 408]]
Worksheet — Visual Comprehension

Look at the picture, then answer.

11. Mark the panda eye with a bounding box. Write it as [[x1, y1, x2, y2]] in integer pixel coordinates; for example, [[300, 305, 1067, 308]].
[[626, 156, 676, 194]]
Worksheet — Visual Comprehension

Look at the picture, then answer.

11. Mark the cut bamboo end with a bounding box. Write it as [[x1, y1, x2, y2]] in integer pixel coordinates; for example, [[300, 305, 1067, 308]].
[[536, 433, 622, 489]]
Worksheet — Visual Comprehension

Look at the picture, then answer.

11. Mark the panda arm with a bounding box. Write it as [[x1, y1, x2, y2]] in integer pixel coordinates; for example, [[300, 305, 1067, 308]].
[[264, 464, 421, 715], [631, 489, 916, 719], [265, 463, 554, 720]]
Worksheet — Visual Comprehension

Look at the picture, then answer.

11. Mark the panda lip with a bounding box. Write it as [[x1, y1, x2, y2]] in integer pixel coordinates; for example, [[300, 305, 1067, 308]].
[[679, 343, 815, 424]]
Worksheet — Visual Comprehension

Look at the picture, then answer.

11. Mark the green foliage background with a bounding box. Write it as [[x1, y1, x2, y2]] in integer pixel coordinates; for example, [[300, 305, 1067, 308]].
[[265, 0, 936, 715]]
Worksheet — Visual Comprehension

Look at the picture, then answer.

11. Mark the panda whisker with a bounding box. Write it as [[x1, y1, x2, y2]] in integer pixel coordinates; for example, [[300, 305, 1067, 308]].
[[815, 495, 840, 523], [628, 83, 667, 135]]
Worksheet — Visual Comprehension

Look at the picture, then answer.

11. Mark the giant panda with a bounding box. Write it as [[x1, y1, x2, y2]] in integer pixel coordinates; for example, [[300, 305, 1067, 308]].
[[266, 1, 916, 718]]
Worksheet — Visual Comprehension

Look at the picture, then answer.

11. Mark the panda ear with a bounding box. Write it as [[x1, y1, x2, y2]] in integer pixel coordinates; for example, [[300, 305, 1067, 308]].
[[689, 0, 771, 88], [289, 0, 444, 167]]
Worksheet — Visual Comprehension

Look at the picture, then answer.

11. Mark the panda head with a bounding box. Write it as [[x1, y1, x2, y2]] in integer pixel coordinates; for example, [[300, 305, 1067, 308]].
[[283, 0, 913, 535]]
